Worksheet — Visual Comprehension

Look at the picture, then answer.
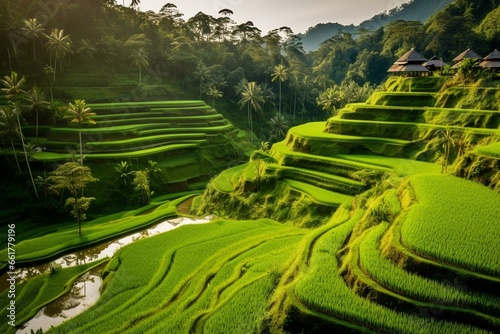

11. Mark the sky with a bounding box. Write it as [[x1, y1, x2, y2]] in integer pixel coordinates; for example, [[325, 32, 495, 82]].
[[133, 0, 411, 34]]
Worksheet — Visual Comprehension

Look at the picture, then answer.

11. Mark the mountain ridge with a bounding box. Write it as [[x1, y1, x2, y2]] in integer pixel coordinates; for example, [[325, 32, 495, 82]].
[[299, 0, 455, 52]]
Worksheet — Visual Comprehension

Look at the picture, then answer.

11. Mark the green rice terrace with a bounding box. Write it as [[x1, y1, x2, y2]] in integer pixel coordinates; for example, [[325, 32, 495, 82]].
[[2, 76, 500, 333]]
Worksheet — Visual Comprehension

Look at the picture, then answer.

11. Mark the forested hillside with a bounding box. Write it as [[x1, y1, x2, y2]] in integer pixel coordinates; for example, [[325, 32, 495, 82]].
[[300, 0, 455, 51]]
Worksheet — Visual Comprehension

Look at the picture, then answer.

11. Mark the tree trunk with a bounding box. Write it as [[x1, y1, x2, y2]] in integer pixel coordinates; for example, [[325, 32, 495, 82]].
[[10, 138, 21, 172], [79, 127, 83, 165], [16, 107, 39, 198]]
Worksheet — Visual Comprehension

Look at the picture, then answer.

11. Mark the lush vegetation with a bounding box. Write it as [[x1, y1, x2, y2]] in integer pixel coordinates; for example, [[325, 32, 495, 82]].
[[1, 0, 500, 333]]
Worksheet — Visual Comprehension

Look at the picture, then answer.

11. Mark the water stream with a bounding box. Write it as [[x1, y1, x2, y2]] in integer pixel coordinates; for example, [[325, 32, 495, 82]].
[[4, 215, 212, 333]]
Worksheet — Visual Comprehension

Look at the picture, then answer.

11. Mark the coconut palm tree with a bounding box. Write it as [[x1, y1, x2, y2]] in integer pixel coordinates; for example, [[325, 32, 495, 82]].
[[129, 47, 149, 85], [1, 72, 38, 197], [22, 85, 50, 138], [205, 85, 222, 108], [64, 100, 96, 165], [0, 106, 21, 172], [193, 61, 210, 98], [269, 113, 289, 141], [271, 64, 288, 117], [76, 39, 97, 64], [239, 81, 264, 140], [21, 18, 44, 62], [45, 28, 72, 81]]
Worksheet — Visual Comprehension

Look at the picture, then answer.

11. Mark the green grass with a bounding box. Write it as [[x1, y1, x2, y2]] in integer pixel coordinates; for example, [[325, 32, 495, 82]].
[[336, 154, 441, 175], [0, 260, 106, 334], [49, 219, 305, 334], [476, 141, 500, 158], [401, 174, 500, 276], [0, 195, 196, 270], [359, 223, 500, 317], [280, 179, 353, 205]]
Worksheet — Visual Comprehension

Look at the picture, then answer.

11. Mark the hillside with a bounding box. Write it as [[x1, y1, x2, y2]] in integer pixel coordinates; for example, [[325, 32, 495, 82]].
[[189, 76, 500, 332], [14, 76, 498, 334], [299, 0, 455, 51]]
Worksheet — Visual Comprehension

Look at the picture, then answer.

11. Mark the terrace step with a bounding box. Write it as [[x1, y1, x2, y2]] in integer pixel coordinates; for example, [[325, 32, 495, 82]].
[[280, 179, 353, 206], [271, 141, 391, 179], [284, 122, 410, 157], [325, 118, 500, 141], [267, 164, 365, 196]]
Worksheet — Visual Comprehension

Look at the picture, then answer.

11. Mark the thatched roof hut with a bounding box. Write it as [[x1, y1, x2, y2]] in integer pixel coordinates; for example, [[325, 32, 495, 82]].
[[480, 49, 500, 72], [388, 48, 429, 76], [452, 48, 482, 69], [424, 56, 445, 71]]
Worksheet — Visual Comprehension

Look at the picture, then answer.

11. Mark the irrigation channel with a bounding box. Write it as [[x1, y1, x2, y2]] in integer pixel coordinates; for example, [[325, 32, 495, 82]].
[[5, 215, 212, 334]]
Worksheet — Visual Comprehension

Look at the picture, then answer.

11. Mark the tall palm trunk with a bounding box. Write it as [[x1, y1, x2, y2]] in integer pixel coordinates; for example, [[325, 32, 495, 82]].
[[15, 104, 39, 198], [10, 137, 21, 172], [79, 125, 83, 165]]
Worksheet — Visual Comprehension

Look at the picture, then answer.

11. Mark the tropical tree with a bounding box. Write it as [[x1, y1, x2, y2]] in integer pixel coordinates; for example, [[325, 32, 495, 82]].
[[193, 61, 210, 98], [21, 18, 44, 62], [0, 106, 21, 172], [48, 162, 98, 236], [439, 129, 456, 173], [239, 81, 264, 140], [64, 100, 96, 165], [45, 28, 72, 81], [269, 113, 289, 141], [129, 47, 149, 85], [114, 161, 133, 187], [1, 72, 38, 197], [271, 64, 288, 117], [205, 85, 222, 108], [132, 170, 152, 204], [76, 39, 97, 64], [23, 85, 50, 138]]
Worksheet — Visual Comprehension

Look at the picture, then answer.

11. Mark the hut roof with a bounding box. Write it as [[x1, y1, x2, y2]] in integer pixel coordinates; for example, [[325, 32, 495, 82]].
[[479, 60, 500, 68], [424, 56, 445, 69], [452, 48, 482, 62], [388, 63, 429, 73], [394, 48, 427, 64], [483, 49, 500, 61]]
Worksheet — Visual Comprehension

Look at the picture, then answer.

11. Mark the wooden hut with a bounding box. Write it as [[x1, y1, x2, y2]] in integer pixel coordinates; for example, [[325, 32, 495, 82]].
[[451, 48, 482, 69], [424, 55, 445, 72], [480, 49, 500, 72], [388, 48, 429, 76]]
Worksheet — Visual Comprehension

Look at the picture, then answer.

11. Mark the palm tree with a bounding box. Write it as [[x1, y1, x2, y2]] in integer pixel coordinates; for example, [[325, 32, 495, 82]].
[[205, 85, 222, 108], [129, 47, 149, 85], [45, 28, 72, 81], [21, 18, 44, 62], [239, 81, 264, 140], [1, 72, 38, 197], [0, 106, 21, 172], [23, 85, 50, 138], [64, 100, 96, 165], [114, 161, 132, 187], [271, 64, 288, 117], [439, 129, 456, 174], [193, 61, 210, 98], [76, 39, 97, 64], [269, 114, 289, 141], [130, 0, 140, 9], [43, 64, 55, 100]]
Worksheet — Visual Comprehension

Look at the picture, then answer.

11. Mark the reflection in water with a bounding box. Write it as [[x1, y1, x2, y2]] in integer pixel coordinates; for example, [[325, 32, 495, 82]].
[[16, 268, 102, 334], [0, 216, 212, 291], [9, 216, 212, 333]]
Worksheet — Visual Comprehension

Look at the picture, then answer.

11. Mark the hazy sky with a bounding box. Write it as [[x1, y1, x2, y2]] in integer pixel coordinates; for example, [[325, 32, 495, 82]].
[[133, 0, 410, 34]]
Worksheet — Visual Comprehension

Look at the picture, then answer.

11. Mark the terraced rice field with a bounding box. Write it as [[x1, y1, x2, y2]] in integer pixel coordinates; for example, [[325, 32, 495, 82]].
[[31, 100, 244, 163]]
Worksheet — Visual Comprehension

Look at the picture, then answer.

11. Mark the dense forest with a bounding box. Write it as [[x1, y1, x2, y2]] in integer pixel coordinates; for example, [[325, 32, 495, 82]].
[[1, 0, 500, 130]]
